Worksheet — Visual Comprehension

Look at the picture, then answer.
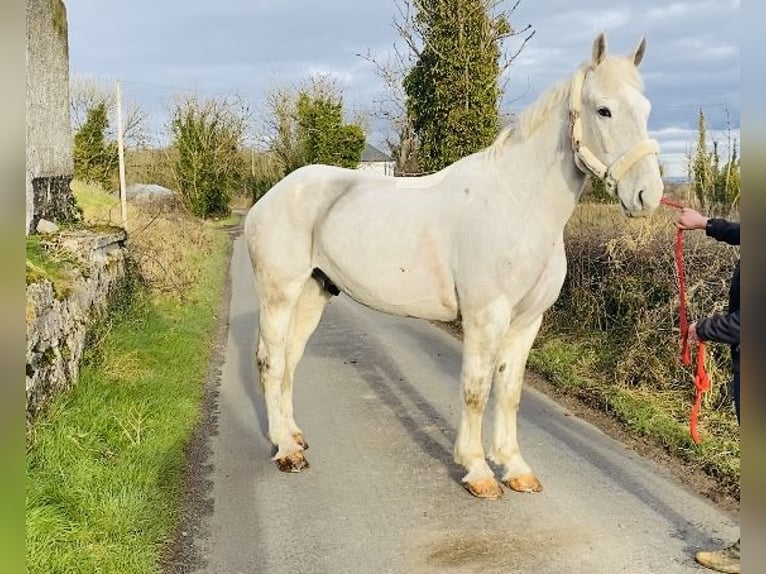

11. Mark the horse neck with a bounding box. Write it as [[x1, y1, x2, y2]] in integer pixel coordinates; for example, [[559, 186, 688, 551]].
[[498, 89, 587, 232]]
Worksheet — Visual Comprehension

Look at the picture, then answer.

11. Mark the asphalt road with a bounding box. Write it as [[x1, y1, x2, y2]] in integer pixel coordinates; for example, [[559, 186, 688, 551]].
[[187, 233, 738, 574]]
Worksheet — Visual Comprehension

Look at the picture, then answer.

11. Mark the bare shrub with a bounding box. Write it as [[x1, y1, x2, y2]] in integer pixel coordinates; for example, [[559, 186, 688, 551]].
[[125, 148, 177, 192], [548, 204, 738, 410], [72, 180, 220, 300], [125, 203, 218, 299]]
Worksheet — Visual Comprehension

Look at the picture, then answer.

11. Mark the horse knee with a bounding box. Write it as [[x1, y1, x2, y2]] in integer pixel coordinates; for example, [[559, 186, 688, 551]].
[[462, 380, 491, 410], [256, 349, 270, 372]]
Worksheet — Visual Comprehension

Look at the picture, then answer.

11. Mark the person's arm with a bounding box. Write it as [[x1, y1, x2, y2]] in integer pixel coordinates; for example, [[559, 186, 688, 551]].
[[677, 209, 740, 246], [705, 219, 740, 246], [695, 309, 740, 346]]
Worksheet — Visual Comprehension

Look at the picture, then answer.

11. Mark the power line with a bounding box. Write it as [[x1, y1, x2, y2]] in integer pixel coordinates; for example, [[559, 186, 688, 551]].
[[115, 78, 253, 100]]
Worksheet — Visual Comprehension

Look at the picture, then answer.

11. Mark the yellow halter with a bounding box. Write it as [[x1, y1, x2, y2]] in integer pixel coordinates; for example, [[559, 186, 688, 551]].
[[568, 68, 659, 192]]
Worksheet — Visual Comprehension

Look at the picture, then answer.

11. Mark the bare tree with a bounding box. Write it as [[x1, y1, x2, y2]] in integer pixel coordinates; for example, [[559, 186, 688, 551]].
[[395, 0, 534, 94], [359, 0, 534, 174], [257, 74, 363, 174], [70, 75, 150, 149], [357, 46, 421, 175], [260, 84, 305, 174]]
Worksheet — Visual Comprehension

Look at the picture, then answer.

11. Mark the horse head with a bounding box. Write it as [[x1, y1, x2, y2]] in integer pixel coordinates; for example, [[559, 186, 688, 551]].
[[571, 33, 664, 217]]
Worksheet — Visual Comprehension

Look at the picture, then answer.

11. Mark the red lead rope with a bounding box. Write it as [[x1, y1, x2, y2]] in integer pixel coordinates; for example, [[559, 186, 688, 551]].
[[660, 197, 710, 444]]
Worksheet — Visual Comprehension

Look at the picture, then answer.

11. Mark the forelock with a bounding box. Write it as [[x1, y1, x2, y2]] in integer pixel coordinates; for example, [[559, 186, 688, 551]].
[[588, 56, 643, 93]]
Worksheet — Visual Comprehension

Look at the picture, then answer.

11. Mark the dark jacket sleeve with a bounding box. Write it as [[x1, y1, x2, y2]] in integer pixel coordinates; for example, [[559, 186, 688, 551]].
[[705, 219, 740, 246], [696, 309, 740, 346]]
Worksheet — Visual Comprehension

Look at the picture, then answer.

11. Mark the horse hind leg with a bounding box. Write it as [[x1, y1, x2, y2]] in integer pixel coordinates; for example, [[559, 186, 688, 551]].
[[282, 276, 333, 453], [255, 277, 310, 472]]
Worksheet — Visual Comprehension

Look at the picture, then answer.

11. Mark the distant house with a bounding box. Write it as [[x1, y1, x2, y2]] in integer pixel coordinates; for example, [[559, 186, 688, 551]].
[[358, 143, 395, 176]]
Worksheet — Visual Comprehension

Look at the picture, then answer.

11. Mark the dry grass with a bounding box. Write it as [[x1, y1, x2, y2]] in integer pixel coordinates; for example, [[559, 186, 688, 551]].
[[71, 179, 224, 299], [558, 202, 737, 394], [126, 206, 218, 298]]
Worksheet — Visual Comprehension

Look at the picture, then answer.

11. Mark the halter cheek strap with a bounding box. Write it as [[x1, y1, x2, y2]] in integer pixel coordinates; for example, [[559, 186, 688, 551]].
[[569, 68, 659, 192]]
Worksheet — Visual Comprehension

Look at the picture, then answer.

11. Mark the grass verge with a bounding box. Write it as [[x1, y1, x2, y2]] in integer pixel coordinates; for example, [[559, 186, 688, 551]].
[[26, 213, 230, 573], [528, 333, 740, 499]]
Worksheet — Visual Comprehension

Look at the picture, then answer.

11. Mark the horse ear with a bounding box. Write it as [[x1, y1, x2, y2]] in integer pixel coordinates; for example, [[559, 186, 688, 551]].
[[632, 36, 647, 67], [591, 32, 607, 66]]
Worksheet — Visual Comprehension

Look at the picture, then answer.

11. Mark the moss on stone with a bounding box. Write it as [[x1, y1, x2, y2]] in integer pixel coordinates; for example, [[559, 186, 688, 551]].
[[26, 236, 76, 299], [50, 0, 69, 56]]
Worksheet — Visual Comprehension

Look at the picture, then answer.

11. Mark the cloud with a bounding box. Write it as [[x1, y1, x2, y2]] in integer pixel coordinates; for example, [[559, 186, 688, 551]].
[[645, 2, 697, 20], [649, 125, 740, 178], [66, 0, 739, 173]]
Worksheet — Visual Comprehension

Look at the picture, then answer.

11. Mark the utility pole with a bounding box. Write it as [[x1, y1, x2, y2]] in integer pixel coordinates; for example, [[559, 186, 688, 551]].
[[116, 80, 128, 228]]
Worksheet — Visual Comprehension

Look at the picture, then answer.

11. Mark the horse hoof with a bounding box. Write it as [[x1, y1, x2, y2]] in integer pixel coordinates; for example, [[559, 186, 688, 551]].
[[463, 477, 504, 499], [504, 473, 543, 493], [276, 452, 310, 473], [293, 434, 309, 451]]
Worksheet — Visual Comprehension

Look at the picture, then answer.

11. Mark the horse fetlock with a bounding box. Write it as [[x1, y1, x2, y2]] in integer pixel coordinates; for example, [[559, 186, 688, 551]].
[[453, 442, 485, 468], [272, 438, 304, 457], [487, 449, 507, 467], [488, 444, 520, 467], [292, 432, 309, 450]]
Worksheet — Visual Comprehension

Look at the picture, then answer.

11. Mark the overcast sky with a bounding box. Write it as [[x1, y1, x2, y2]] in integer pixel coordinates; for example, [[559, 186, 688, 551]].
[[66, 0, 740, 178]]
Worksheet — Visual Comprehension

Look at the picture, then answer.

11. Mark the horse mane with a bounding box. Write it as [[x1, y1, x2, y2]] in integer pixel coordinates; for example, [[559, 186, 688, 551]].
[[487, 56, 643, 155]]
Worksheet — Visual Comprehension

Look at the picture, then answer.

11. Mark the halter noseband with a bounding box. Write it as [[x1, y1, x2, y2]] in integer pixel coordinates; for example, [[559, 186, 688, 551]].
[[568, 68, 659, 192]]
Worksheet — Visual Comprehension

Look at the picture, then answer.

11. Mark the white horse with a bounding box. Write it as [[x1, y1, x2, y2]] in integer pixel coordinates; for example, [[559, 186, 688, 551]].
[[244, 33, 663, 498]]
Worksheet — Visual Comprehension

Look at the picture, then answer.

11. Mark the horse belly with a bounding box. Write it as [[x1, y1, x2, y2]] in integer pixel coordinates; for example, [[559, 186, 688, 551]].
[[314, 214, 458, 321]]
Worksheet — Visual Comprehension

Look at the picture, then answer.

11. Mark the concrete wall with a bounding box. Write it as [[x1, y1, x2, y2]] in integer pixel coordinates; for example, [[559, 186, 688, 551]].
[[26, 0, 78, 234]]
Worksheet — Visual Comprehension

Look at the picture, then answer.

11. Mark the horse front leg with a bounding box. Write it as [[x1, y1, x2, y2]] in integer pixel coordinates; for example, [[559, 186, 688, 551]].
[[454, 302, 510, 499], [490, 316, 544, 493]]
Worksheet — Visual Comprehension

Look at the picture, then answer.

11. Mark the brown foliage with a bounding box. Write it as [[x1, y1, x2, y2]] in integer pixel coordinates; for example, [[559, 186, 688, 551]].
[[548, 204, 739, 410], [125, 203, 219, 299]]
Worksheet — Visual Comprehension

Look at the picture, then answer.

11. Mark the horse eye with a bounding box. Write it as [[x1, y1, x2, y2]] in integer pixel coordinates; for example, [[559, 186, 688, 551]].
[[597, 107, 612, 118]]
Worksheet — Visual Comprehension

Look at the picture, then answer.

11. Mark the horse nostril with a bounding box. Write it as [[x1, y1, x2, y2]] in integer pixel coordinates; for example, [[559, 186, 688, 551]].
[[638, 189, 645, 208]]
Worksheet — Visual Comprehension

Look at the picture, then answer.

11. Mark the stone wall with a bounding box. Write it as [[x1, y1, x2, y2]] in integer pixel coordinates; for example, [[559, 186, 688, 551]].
[[26, 230, 130, 429], [26, 0, 79, 234]]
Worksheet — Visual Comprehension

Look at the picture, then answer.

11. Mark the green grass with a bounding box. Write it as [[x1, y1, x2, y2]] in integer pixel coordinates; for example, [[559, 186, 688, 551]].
[[27, 182, 121, 295], [26, 229, 229, 573], [208, 211, 243, 228], [529, 334, 740, 496], [26, 236, 79, 298], [71, 179, 121, 225]]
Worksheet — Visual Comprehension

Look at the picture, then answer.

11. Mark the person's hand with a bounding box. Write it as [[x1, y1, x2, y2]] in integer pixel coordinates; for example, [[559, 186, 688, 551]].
[[688, 321, 698, 342], [676, 207, 709, 230]]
